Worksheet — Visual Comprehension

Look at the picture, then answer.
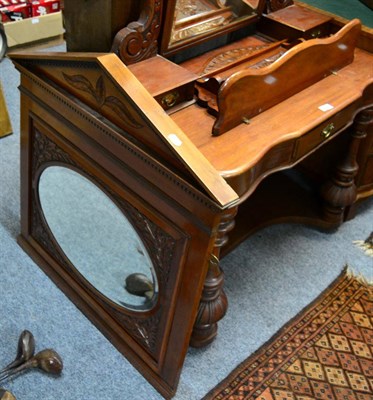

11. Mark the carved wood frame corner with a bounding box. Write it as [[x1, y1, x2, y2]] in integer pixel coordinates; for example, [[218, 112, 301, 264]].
[[111, 0, 162, 64]]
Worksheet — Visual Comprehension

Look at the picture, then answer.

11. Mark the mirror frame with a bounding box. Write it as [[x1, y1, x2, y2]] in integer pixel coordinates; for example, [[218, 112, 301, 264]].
[[30, 130, 184, 342], [159, 0, 265, 56], [13, 51, 232, 398], [111, 0, 268, 63]]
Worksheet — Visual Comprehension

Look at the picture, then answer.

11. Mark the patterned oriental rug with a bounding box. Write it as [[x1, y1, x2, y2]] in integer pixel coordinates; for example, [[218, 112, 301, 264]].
[[203, 268, 372, 400]]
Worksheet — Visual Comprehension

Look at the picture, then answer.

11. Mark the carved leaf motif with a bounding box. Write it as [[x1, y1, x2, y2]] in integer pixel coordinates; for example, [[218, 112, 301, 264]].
[[202, 45, 270, 75], [63, 73, 107, 106], [104, 96, 143, 129], [33, 130, 73, 172], [63, 73, 143, 129], [250, 52, 285, 69], [95, 76, 106, 106], [63, 73, 98, 100]]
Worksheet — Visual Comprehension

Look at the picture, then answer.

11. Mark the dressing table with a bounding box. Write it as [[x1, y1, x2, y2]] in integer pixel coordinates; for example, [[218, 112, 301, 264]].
[[10, 0, 373, 397]]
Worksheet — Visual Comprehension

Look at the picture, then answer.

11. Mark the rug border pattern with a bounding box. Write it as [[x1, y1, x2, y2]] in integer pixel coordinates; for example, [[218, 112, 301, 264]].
[[203, 267, 372, 399]]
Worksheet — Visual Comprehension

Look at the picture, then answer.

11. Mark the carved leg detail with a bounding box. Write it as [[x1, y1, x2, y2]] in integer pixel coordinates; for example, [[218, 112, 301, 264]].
[[189, 255, 227, 348], [321, 108, 373, 224], [190, 208, 237, 348]]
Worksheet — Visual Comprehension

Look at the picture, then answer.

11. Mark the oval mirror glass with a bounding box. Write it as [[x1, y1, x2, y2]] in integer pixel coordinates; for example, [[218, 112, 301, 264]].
[[38, 166, 158, 311]]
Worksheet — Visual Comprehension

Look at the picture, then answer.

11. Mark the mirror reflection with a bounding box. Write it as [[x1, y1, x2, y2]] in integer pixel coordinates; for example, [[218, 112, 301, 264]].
[[169, 0, 258, 46], [38, 166, 158, 311]]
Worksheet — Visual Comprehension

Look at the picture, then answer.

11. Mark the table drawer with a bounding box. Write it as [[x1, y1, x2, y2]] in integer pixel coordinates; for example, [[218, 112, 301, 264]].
[[293, 104, 357, 160], [258, 4, 333, 42], [154, 82, 195, 111]]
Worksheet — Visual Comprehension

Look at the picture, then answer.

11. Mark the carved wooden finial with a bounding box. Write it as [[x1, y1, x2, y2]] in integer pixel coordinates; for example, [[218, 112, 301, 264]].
[[111, 0, 162, 65]]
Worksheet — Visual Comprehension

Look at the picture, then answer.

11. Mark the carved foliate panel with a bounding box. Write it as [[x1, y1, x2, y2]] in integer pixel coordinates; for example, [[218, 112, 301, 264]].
[[62, 73, 144, 130], [200, 44, 276, 75], [30, 128, 179, 356], [14, 59, 169, 162]]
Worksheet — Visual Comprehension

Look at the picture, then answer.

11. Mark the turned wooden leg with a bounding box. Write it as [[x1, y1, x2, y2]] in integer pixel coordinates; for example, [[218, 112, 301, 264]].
[[190, 207, 237, 348], [345, 107, 373, 220], [321, 108, 373, 224]]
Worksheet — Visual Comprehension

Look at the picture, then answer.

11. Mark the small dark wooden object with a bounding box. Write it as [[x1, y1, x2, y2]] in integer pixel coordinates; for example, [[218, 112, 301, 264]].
[[0, 350, 63, 383], [0, 330, 35, 376]]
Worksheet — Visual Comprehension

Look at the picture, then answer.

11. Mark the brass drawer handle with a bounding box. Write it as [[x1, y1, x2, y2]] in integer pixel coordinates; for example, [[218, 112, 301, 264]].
[[162, 92, 179, 108], [311, 29, 322, 38], [321, 123, 335, 139]]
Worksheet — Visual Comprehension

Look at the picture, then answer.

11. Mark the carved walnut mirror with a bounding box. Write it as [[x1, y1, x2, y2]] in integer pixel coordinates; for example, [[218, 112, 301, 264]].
[[38, 165, 158, 312]]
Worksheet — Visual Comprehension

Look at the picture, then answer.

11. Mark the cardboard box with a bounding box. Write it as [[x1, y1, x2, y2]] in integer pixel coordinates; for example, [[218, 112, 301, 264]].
[[31, 0, 60, 16], [0, 3, 31, 22], [0, 81, 12, 138], [2, 1, 28, 4], [2, 10, 63, 47]]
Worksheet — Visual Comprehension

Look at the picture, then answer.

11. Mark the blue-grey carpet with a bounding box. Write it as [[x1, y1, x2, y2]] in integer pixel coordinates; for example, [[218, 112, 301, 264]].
[[1, 17, 372, 400]]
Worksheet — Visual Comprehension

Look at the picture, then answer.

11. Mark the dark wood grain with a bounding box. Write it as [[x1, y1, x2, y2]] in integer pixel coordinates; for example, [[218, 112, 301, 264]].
[[64, 0, 139, 52], [9, 1, 373, 398], [213, 19, 361, 135]]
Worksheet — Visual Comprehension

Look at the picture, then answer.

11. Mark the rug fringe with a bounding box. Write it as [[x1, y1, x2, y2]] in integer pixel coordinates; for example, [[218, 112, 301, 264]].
[[353, 240, 373, 258], [353, 231, 373, 258], [344, 264, 372, 286]]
